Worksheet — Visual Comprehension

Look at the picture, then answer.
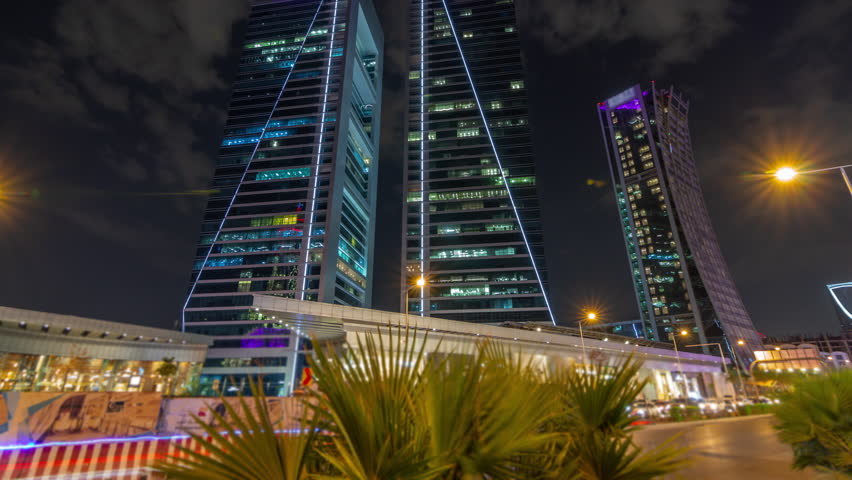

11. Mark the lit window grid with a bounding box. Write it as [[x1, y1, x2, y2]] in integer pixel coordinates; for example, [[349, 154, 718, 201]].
[[402, 0, 551, 321], [185, 1, 377, 323], [183, 0, 331, 329]]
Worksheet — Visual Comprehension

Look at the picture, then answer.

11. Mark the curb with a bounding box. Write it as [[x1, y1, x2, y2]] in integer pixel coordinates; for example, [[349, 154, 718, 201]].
[[636, 414, 774, 430]]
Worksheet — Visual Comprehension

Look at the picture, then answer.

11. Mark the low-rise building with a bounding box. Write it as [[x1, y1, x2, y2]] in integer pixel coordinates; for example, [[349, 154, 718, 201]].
[[0, 307, 211, 393], [239, 295, 734, 401]]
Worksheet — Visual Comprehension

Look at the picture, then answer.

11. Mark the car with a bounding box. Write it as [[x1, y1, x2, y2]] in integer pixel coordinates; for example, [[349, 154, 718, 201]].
[[652, 400, 671, 417], [627, 400, 655, 418]]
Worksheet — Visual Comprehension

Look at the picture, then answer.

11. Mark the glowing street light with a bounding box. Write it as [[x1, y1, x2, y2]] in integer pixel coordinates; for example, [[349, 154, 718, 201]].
[[774, 166, 798, 182], [771, 163, 852, 201], [404, 276, 427, 327], [578, 310, 598, 365], [670, 328, 691, 400]]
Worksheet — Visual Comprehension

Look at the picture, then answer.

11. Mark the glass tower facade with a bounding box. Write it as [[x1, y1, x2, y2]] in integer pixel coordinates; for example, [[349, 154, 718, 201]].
[[598, 84, 761, 362], [182, 0, 383, 396], [402, 0, 552, 324]]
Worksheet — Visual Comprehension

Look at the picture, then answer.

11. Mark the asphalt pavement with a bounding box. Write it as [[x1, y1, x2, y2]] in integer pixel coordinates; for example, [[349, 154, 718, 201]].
[[633, 415, 831, 479]]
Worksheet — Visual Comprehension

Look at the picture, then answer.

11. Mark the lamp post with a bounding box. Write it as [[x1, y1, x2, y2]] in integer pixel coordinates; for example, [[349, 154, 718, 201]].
[[404, 276, 426, 328], [670, 329, 691, 400], [579, 311, 597, 365], [732, 339, 749, 398], [685, 342, 736, 403], [773, 164, 852, 202]]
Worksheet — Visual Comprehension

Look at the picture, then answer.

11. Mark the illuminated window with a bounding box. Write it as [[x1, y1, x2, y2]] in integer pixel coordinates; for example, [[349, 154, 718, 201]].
[[457, 127, 479, 137], [408, 131, 422, 142], [510, 81, 524, 90], [438, 225, 460, 234], [222, 136, 259, 147], [428, 131, 437, 140], [508, 176, 535, 185], [460, 8, 472, 16], [406, 192, 422, 202], [448, 286, 489, 296], [429, 101, 475, 112], [337, 260, 366, 288], [463, 32, 474, 39], [250, 215, 299, 227], [504, 26, 515, 33], [428, 188, 506, 201], [254, 167, 310, 181], [409, 70, 420, 80], [238, 281, 252, 292], [486, 223, 514, 231], [490, 101, 502, 110], [430, 247, 515, 259], [432, 77, 447, 86]]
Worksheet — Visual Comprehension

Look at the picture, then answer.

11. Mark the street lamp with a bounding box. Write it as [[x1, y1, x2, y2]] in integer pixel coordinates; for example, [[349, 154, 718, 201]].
[[404, 276, 427, 327], [578, 311, 597, 365], [670, 329, 691, 400], [772, 164, 852, 201], [731, 339, 749, 397]]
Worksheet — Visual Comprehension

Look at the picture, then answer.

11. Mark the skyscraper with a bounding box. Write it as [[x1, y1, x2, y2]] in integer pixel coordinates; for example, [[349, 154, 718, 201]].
[[401, 0, 552, 324], [597, 83, 761, 361], [182, 0, 383, 395]]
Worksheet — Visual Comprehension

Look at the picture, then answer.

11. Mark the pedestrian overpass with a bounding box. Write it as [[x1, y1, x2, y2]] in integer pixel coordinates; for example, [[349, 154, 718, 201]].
[[251, 295, 733, 401]]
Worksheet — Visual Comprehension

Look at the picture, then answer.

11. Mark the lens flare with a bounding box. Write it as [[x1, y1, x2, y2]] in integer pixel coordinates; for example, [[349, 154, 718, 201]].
[[774, 167, 797, 182]]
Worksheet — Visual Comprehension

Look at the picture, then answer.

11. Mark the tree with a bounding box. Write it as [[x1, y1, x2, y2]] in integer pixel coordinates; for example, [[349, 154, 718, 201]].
[[157, 328, 687, 480], [155, 357, 179, 396], [774, 369, 852, 474]]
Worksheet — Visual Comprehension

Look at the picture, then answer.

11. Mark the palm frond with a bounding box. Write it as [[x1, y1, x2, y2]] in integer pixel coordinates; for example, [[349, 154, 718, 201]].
[[553, 354, 648, 436], [155, 378, 316, 480], [575, 432, 689, 480], [307, 326, 445, 480]]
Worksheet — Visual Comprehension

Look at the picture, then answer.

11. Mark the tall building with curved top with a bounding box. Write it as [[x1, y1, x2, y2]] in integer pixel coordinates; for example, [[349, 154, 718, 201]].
[[597, 83, 761, 362], [182, 0, 383, 396], [401, 0, 552, 324], [828, 282, 852, 331]]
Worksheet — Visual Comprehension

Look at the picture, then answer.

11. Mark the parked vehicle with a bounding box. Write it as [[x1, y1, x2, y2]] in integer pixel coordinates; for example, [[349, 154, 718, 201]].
[[627, 400, 655, 418]]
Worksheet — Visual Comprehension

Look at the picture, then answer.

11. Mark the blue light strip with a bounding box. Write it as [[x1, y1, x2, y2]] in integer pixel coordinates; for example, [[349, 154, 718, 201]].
[[181, 1, 326, 331], [418, 0, 426, 316], [828, 282, 852, 320], [439, 0, 556, 325], [0, 429, 306, 452], [300, 0, 339, 300]]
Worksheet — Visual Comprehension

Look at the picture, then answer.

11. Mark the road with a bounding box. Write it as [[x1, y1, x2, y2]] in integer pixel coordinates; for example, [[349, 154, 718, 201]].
[[634, 415, 826, 479]]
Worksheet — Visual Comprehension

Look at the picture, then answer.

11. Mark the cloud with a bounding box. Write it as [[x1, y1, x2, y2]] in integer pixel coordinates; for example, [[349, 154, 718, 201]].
[[774, 0, 852, 49], [521, 0, 736, 70], [0, 0, 249, 193]]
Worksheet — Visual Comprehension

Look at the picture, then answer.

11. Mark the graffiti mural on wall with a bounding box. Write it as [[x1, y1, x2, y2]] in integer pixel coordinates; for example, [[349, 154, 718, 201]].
[[0, 392, 162, 444]]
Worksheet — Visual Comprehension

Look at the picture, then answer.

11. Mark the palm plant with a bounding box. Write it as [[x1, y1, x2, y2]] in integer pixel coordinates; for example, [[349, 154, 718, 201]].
[[417, 343, 563, 479], [156, 379, 319, 480], [158, 327, 687, 480], [307, 328, 442, 480], [774, 369, 852, 474], [549, 358, 688, 478]]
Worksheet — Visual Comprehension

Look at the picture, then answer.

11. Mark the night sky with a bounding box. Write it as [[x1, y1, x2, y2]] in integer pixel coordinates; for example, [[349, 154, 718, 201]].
[[0, 0, 849, 336]]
